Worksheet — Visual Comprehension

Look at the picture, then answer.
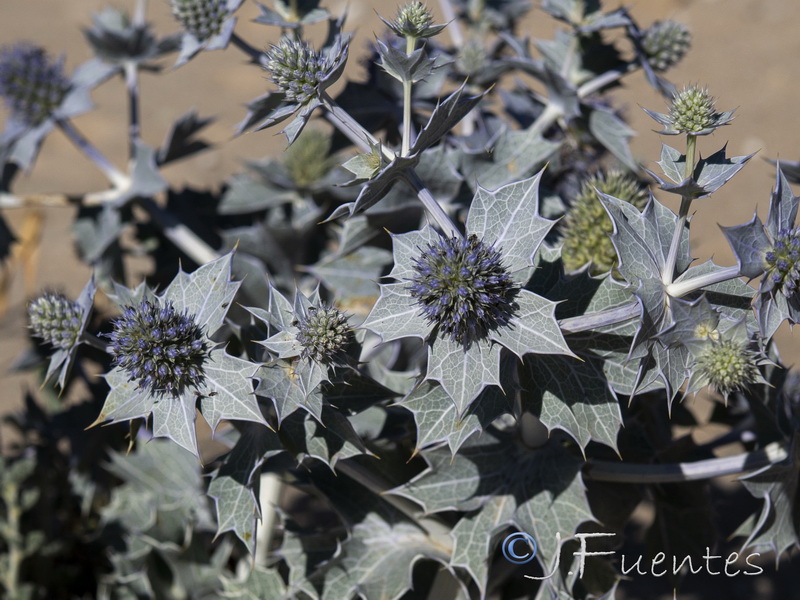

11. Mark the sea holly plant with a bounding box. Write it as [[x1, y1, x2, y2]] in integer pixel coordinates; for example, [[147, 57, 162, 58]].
[[4, 0, 800, 598]]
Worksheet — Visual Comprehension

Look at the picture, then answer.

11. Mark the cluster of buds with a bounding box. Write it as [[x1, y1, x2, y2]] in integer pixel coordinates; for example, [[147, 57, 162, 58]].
[[561, 170, 649, 275], [641, 20, 691, 72], [108, 300, 208, 396], [668, 85, 726, 135], [28, 293, 83, 350], [764, 227, 800, 299], [296, 306, 351, 364], [264, 37, 344, 104], [384, 2, 443, 39], [408, 234, 516, 344], [694, 337, 762, 398], [0, 43, 70, 125], [171, 0, 229, 40]]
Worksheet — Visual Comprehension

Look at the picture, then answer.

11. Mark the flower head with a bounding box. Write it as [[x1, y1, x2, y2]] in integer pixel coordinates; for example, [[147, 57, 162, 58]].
[[384, 2, 444, 39], [264, 37, 346, 105], [642, 20, 691, 72], [171, 0, 229, 40], [296, 306, 351, 364], [763, 227, 800, 299], [283, 129, 333, 187], [108, 300, 208, 396], [644, 84, 734, 136], [694, 337, 761, 397], [0, 43, 70, 126], [408, 234, 517, 344], [561, 170, 649, 275], [28, 293, 83, 350]]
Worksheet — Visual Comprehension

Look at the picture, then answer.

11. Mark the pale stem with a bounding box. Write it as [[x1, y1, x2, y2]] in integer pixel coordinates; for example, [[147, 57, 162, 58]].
[[558, 302, 640, 334], [665, 265, 741, 298], [57, 120, 129, 189], [662, 135, 697, 286], [576, 62, 638, 98], [1, 482, 22, 596], [83, 332, 112, 353], [255, 472, 282, 565], [133, 0, 147, 25], [124, 62, 140, 158], [437, 0, 464, 47], [401, 36, 417, 157], [139, 197, 221, 265], [585, 441, 787, 483]]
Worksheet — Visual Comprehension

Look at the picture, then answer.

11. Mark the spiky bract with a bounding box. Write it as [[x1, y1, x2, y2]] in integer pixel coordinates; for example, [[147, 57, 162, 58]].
[[409, 234, 516, 344], [388, 2, 435, 38], [296, 306, 351, 364], [764, 227, 800, 299], [0, 43, 70, 125], [171, 0, 229, 40], [28, 293, 83, 350], [642, 20, 691, 72], [561, 170, 649, 275], [108, 300, 208, 396]]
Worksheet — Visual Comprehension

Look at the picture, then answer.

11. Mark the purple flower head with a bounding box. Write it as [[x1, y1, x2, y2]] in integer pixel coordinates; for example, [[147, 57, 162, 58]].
[[28, 292, 83, 350], [108, 299, 208, 396], [0, 43, 70, 125], [408, 234, 517, 344]]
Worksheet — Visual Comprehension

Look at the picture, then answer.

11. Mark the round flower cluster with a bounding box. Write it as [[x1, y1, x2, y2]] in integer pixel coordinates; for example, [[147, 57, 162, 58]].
[[764, 227, 800, 298], [642, 20, 691, 72], [389, 2, 434, 38], [264, 38, 332, 104], [0, 43, 70, 125], [171, 0, 228, 40], [408, 234, 516, 344], [296, 306, 351, 364], [283, 130, 333, 188], [28, 293, 83, 350], [561, 170, 649, 275], [668, 85, 721, 135], [108, 300, 208, 396], [695, 338, 761, 397]]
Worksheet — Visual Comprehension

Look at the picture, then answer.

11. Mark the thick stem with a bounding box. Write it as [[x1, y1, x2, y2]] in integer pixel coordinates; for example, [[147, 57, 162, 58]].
[[255, 472, 282, 565], [662, 136, 697, 285], [230, 32, 264, 64], [528, 102, 563, 137], [401, 36, 416, 157], [584, 441, 787, 483], [577, 62, 638, 98], [124, 62, 140, 159], [1, 483, 22, 597], [403, 172, 462, 239], [138, 197, 220, 265], [666, 265, 741, 298], [558, 302, 641, 335], [82, 332, 112, 353], [57, 120, 129, 189]]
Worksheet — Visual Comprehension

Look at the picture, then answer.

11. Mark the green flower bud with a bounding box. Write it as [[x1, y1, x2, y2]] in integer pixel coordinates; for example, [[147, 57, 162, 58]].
[[694, 337, 761, 397], [668, 85, 722, 135], [561, 170, 649, 275], [283, 129, 333, 188], [171, 0, 229, 40], [642, 20, 691, 72], [456, 41, 488, 78], [28, 293, 83, 350], [296, 306, 351, 364], [390, 2, 434, 38]]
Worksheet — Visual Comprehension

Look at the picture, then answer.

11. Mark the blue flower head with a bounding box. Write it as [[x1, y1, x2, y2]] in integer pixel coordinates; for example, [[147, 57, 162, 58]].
[[108, 299, 208, 396], [409, 234, 517, 345], [0, 43, 71, 126], [764, 227, 800, 299], [28, 292, 83, 350]]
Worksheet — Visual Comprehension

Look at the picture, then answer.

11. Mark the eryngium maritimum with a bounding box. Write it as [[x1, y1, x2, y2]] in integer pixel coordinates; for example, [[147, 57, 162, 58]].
[[0, 43, 70, 125], [296, 306, 351, 364], [409, 234, 516, 344], [28, 293, 83, 350], [264, 37, 344, 104], [108, 300, 208, 396], [561, 170, 649, 275], [668, 85, 722, 135], [764, 227, 800, 299], [695, 338, 761, 397], [642, 20, 691, 72], [171, 0, 229, 40]]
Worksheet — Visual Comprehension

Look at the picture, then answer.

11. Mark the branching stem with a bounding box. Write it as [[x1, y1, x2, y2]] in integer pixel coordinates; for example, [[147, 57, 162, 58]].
[[57, 120, 129, 189], [124, 62, 140, 159], [585, 441, 787, 483], [138, 197, 220, 265]]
